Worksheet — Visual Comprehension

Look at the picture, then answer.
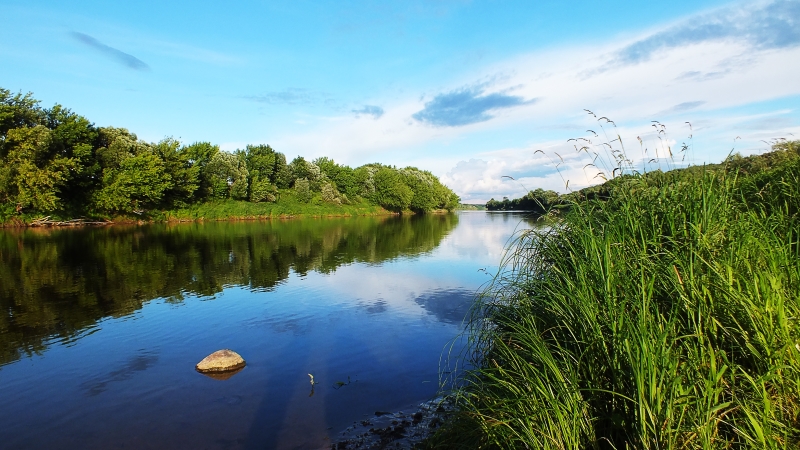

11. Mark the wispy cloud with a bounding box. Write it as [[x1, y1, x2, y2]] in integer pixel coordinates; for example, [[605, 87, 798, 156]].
[[605, 0, 800, 70], [70, 32, 149, 71], [657, 101, 707, 116], [243, 88, 336, 106], [412, 86, 536, 127], [269, 0, 800, 202], [352, 105, 384, 119]]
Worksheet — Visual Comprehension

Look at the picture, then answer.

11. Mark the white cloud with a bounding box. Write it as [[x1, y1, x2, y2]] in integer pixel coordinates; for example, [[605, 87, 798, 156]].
[[263, 0, 800, 201]]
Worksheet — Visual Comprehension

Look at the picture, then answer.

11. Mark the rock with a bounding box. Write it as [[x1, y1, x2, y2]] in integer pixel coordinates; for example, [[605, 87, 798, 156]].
[[195, 349, 246, 373], [198, 366, 245, 381]]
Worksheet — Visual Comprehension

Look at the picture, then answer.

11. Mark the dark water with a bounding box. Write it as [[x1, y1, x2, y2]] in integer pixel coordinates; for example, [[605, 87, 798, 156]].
[[0, 212, 537, 449]]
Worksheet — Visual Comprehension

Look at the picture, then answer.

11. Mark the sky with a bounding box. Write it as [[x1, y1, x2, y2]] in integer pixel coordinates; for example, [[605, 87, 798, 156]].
[[2, 0, 799, 203]]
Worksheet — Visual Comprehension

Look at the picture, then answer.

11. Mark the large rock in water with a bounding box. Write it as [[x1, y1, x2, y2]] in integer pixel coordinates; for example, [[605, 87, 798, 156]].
[[196, 349, 246, 373]]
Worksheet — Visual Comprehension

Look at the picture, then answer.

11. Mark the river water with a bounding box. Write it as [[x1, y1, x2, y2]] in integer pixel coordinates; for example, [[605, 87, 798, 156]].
[[0, 212, 537, 449]]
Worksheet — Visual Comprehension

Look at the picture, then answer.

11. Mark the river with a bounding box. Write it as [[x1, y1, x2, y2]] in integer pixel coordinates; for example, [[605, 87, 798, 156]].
[[0, 211, 537, 449]]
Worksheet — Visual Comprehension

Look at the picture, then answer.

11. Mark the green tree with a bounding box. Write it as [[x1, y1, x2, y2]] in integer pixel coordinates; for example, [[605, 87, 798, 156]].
[[205, 151, 249, 199], [44, 105, 100, 210], [244, 144, 277, 181], [250, 178, 278, 202], [244, 144, 279, 202], [0, 89, 45, 143], [274, 153, 292, 189], [315, 157, 358, 199], [94, 151, 172, 213], [289, 156, 322, 189], [182, 142, 220, 201], [294, 178, 312, 203], [373, 167, 412, 211], [153, 138, 199, 208], [2, 126, 78, 212], [93, 127, 174, 214]]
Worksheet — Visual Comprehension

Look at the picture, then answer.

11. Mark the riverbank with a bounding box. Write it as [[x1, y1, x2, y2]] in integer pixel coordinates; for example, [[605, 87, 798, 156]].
[[429, 141, 800, 448], [0, 198, 407, 228]]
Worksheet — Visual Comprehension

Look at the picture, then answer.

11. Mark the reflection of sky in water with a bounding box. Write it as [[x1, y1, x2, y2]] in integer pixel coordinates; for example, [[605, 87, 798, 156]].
[[0, 212, 539, 449]]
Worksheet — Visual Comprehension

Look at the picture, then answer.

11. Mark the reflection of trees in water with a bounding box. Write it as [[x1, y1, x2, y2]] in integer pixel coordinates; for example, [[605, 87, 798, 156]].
[[0, 214, 458, 366]]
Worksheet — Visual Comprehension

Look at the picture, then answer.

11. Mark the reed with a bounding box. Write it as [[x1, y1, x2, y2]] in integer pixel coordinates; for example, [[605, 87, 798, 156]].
[[429, 139, 800, 449]]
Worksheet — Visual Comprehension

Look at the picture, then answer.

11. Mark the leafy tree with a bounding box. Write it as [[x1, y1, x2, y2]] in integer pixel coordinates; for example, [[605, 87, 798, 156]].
[[289, 157, 322, 189], [96, 127, 151, 169], [44, 105, 100, 209], [2, 126, 78, 212], [274, 153, 292, 189], [400, 167, 438, 212], [93, 127, 174, 213], [373, 167, 412, 211], [244, 144, 279, 202], [205, 151, 249, 199], [353, 165, 378, 198], [294, 178, 312, 203], [244, 144, 277, 181], [182, 142, 219, 201], [0, 89, 45, 144], [0, 87, 462, 218], [94, 151, 172, 213], [315, 157, 357, 199], [321, 180, 345, 204], [153, 138, 199, 208], [250, 178, 278, 202]]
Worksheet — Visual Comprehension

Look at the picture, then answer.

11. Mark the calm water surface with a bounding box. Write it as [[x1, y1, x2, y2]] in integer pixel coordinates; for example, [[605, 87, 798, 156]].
[[0, 212, 537, 449]]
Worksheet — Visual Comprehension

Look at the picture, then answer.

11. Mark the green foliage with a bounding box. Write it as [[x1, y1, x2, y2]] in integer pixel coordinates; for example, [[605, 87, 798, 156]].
[[373, 167, 413, 211], [2, 126, 78, 212], [294, 178, 313, 203], [0, 87, 459, 221], [315, 157, 359, 199], [205, 151, 249, 200], [273, 153, 292, 189], [434, 142, 800, 449], [153, 137, 199, 208], [321, 180, 345, 205], [243, 144, 281, 202], [94, 151, 172, 213], [487, 187, 562, 214], [0, 89, 45, 142], [182, 141, 219, 201], [244, 144, 277, 181], [250, 178, 278, 203], [289, 156, 323, 190]]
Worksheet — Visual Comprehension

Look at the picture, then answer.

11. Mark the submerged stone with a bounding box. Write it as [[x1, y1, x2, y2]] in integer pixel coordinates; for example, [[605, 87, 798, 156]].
[[195, 349, 246, 373]]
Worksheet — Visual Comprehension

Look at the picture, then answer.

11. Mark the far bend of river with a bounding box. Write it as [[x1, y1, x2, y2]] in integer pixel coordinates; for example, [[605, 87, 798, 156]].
[[0, 212, 540, 449]]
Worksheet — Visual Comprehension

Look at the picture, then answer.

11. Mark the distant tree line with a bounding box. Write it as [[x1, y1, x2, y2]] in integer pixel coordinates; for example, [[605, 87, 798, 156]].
[[485, 188, 562, 214], [486, 140, 800, 216], [0, 88, 459, 220]]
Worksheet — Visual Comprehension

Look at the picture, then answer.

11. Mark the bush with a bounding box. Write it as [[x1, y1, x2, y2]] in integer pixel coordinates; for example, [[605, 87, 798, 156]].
[[294, 178, 312, 203]]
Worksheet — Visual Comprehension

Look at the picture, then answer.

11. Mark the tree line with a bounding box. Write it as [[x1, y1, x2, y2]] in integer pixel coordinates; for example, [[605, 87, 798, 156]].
[[486, 140, 800, 216], [0, 88, 459, 221]]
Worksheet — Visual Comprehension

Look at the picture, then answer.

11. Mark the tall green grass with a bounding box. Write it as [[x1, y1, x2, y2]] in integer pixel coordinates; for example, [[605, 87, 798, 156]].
[[430, 142, 800, 449]]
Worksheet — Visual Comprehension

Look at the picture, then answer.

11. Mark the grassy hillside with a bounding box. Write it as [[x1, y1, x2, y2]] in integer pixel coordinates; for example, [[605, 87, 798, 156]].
[[430, 140, 800, 449]]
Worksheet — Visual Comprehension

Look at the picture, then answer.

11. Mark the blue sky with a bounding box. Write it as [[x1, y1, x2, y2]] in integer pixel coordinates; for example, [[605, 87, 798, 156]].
[[2, 0, 799, 203]]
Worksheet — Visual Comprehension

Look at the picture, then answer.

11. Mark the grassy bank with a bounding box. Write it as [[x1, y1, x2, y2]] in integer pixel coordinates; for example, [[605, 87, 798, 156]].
[[159, 195, 391, 221], [0, 195, 398, 227], [430, 142, 800, 449]]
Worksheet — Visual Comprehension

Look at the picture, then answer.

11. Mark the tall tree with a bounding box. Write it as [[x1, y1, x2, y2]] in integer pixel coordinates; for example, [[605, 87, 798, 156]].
[[205, 151, 249, 200], [2, 126, 78, 212]]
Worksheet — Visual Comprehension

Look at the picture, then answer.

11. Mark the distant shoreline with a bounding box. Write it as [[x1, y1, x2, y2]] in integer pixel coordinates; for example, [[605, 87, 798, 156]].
[[0, 202, 460, 229]]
